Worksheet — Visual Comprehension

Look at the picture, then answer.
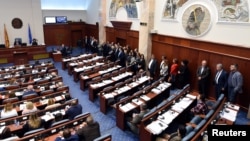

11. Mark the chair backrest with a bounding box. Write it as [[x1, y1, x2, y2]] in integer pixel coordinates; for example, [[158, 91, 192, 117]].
[[57, 86, 69, 92], [4, 85, 20, 90], [218, 94, 225, 101], [103, 86, 114, 93], [205, 110, 214, 120], [23, 128, 45, 136], [36, 79, 49, 85], [40, 89, 54, 96], [93, 134, 111, 141], [22, 93, 37, 100], [3, 97, 19, 104], [182, 131, 195, 141], [194, 119, 206, 132], [51, 119, 69, 127], [124, 78, 132, 84], [190, 115, 202, 124], [185, 125, 193, 135], [114, 82, 123, 88], [74, 112, 90, 119]]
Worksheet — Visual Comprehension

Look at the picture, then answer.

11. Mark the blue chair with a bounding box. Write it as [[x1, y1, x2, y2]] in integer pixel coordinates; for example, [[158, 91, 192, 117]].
[[182, 131, 195, 141], [74, 112, 90, 119], [51, 119, 69, 127], [190, 115, 202, 125], [204, 110, 214, 120], [211, 101, 220, 110], [23, 128, 45, 136], [194, 119, 206, 132], [185, 125, 194, 135], [156, 100, 167, 109], [93, 134, 111, 141], [218, 94, 225, 101]]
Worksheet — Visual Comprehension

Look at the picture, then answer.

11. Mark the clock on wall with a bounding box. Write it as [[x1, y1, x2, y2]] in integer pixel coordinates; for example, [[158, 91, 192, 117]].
[[12, 18, 23, 29]]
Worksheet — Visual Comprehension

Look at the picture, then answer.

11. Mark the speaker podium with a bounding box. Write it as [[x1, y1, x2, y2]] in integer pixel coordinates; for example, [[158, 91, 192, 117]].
[[13, 51, 28, 65]]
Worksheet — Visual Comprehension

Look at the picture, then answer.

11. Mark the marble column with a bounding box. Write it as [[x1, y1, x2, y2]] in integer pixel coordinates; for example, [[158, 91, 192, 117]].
[[98, 0, 107, 44], [138, 0, 155, 63]]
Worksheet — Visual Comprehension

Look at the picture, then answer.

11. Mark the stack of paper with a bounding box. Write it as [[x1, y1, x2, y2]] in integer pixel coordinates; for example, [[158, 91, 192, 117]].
[[41, 114, 55, 122], [19, 104, 26, 110], [120, 103, 136, 112], [221, 108, 238, 122], [158, 110, 179, 125], [103, 94, 114, 99], [151, 88, 161, 94], [146, 120, 168, 135], [140, 95, 150, 101], [186, 94, 196, 99], [55, 96, 63, 101], [103, 80, 113, 84], [129, 82, 138, 87], [15, 92, 23, 96]]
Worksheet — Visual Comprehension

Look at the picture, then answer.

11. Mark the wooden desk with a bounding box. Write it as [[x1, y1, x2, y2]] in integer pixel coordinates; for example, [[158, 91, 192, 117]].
[[116, 82, 171, 130], [0, 45, 49, 64], [52, 52, 62, 62], [99, 75, 149, 114], [13, 52, 28, 65]]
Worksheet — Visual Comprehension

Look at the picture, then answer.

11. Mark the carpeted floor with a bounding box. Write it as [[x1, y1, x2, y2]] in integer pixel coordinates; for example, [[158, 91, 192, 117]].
[[1, 46, 249, 140]]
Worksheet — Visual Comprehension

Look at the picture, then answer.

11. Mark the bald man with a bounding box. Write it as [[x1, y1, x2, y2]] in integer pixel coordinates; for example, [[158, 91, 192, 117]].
[[196, 60, 210, 97]]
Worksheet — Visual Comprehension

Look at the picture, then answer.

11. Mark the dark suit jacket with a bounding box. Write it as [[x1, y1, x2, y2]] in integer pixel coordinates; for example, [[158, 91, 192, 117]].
[[148, 59, 157, 75], [23, 90, 36, 96], [197, 66, 210, 81], [214, 70, 228, 89], [55, 134, 79, 141], [66, 104, 82, 120], [77, 122, 101, 141]]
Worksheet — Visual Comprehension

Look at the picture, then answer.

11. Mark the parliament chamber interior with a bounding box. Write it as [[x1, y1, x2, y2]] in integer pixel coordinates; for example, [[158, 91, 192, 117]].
[[0, 0, 249, 141]]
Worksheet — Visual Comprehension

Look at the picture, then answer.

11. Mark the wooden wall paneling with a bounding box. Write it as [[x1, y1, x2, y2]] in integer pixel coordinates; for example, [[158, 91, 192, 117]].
[[44, 24, 70, 46], [85, 24, 99, 39]]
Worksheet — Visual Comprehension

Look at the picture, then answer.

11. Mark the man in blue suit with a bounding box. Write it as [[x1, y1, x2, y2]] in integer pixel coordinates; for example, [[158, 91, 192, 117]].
[[227, 64, 243, 104], [23, 85, 37, 96], [65, 100, 82, 120], [214, 63, 228, 100]]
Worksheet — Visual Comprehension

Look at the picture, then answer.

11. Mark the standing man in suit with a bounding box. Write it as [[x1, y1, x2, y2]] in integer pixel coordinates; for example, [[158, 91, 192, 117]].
[[77, 115, 101, 141], [214, 63, 228, 100], [227, 64, 243, 104], [197, 60, 210, 97], [148, 54, 157, 79]]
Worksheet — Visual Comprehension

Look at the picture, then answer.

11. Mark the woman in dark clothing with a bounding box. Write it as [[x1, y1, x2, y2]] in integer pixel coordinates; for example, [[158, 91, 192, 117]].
[[178, 60, 190, 89]]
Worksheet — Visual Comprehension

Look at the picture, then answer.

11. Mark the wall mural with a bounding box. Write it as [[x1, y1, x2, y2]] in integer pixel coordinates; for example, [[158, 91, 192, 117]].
[[162, 0, 189, 20], [213, 0, 249, 22], [109, 0, 138, 18], [182, 4, 212, 37]]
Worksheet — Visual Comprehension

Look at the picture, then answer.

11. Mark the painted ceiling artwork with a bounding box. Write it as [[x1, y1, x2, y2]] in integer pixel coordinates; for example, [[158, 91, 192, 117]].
[[109, 0, 138, 18]]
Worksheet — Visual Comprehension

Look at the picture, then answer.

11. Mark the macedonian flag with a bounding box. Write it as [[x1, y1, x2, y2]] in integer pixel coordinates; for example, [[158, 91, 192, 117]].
[[4, 24, 10, 48]]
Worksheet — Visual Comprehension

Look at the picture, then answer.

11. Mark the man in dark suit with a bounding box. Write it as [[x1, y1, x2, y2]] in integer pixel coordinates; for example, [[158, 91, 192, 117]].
[[196, 60, 210, 97], [65, 100, 82, 120], [227, 64, 243, 104], [117, 48, 125, 67], [214, 63, 228, 100], [77, 115, 101, 141], [148, 54, 157, 79], [23, 85, 37, 96]]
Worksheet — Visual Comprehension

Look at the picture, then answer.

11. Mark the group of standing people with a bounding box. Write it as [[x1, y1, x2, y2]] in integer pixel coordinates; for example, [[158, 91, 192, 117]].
[[147, 54, 243, 104]]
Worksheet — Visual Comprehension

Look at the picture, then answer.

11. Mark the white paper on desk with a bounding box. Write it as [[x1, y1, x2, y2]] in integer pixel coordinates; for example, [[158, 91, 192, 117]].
[[186, 94, 196, 99], [159, 110, 179, 125], [0, 84, 5, 87], [151, 88, 161, 94], [34, 78, 41, 82], [125, 103, 136, 109], [132, 99, 144, 105], [112, 77, 119, 81], [41, 114, 54, 122], [126, 72, 133, 76], [171, 104, 184, 113], [55, 96, 63, 101], [146, 120, 168, 135], [15, 91, 23, 96], [140, 95, 150, 101], [227, 104, 240, 111], [177, 99, 192, 109], [120, 105, 130, 112], [224, 108, 238, 117], [97, 82, 105, 87], [0, 126, 6, 134], [138, 77, 148, 83], [220, 113, 236, 122], [83, 76, 89, 79], [19, 104, 26, 110], [103, 80, 113, 84], [104, 94, 114, 99], [129, 82, 138, 87]]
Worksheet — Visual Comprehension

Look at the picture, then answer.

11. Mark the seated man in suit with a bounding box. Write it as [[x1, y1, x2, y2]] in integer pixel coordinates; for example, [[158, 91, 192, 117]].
[[23, 85, 37, 96], [77, 114, 101, 141], [31, 38, 38, 46], [65, 100, 82, 120], [127, 104, 149, 134], [55, 128, 79, 141], [14, 38, 22, 46]]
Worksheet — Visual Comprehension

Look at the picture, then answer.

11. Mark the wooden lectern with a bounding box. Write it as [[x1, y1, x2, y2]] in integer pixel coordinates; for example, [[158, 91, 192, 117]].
[[13, 51, 28, 65]]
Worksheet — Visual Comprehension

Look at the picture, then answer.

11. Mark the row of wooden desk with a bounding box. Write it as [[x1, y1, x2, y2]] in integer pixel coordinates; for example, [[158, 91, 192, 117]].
[[0, 45, 49, 65]]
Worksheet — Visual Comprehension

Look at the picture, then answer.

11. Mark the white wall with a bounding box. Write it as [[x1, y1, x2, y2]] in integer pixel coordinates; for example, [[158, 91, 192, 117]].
[[105, 0, 141, 30], [154, 0, 250, 48], [0, 0, 44, 46], [42, 10, 87, 23], [85, 0, 100, 24], [41, 0, 87, 10]]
